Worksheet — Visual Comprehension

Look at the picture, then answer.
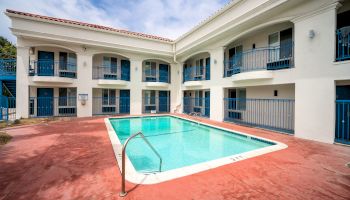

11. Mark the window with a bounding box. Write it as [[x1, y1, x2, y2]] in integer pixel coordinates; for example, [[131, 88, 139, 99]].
[[59, 52, 76, 71], [228, 45, 243, 68], [268, 28, 293, 61], [102, 89, 116, 106], [195, 59, 204, 76], [274, 90, 278, 97], [195, 91, 203, 107], [144, 90, 156, 105], [59, 88, 77, 107], [103, 56, 117, 73], [144, 61, 156, 81], [237, 89, 246, 110]]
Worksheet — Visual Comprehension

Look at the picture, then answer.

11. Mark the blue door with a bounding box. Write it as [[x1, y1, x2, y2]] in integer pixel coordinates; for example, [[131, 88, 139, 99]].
[[37, 88, 54, 116], [38, 51, 54, 76], [205, 57, 210, 80], [159, 64, 169, 83], [205, 91, 210, 117], [119, 90, 130, 114], [159, 91, 169, 112], [335, 86, 350, 144], [121, 60, 130, 81]]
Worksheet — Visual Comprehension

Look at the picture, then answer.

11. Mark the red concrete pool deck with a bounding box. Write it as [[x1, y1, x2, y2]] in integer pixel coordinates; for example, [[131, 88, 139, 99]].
[[0, 115, 349, 200]]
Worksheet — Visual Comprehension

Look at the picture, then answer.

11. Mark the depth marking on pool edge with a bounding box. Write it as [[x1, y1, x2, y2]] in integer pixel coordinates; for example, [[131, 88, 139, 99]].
[[231, 155, 244, 161]]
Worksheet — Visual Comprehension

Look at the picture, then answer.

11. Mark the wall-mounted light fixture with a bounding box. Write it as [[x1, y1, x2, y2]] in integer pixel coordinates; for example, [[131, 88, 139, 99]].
[[29, 47, 35, 55], [82, 46, 87, 52], [214, 59, 217, 64], [78, 94, 88, 105], [308, 30, 315, 39]]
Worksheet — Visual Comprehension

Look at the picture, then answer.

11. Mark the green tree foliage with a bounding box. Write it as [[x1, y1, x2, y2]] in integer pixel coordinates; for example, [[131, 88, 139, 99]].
[[0, 36, 16, 58]]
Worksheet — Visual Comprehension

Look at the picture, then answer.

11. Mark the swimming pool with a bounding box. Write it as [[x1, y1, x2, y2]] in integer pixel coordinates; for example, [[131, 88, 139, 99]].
[[105, 115, 287, 184]]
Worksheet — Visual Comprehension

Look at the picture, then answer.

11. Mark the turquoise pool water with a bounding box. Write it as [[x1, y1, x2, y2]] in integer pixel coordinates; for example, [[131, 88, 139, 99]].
[[110, 116, 274, 172]]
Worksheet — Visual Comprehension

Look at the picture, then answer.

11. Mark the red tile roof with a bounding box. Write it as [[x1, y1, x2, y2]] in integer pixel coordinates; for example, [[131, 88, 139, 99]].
[[6, 9, 174, 43]]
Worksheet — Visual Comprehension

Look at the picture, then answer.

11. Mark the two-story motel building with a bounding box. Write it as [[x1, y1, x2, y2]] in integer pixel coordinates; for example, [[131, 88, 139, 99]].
[[5, 0, 350, 145]]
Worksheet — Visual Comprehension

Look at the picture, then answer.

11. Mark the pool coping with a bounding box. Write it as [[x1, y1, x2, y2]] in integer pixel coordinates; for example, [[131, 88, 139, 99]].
[[104, 114, 288, 185]]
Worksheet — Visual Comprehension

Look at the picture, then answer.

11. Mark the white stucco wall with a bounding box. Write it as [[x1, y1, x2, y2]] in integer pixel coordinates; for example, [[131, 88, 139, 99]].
[[9, 0, 350, 144]]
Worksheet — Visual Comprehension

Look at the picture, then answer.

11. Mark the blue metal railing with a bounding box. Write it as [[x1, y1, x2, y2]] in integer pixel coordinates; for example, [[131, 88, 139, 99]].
[[183, 97, 210, 117], [336, 26, 350, 61], [224, 98, 295, 133], [224, 43, 294, 77], [0, 95, 16, 121], [29, 60, 77, 78], [335, 100, 350, 145], [143, 69, 170, 83], [92, 66, 130, 81], [143, 96, 170, 113], [184, 66, 209, 82], [0, 59, 16, 76], [92, 97, 130, 115], [29, 97, 77, 117]]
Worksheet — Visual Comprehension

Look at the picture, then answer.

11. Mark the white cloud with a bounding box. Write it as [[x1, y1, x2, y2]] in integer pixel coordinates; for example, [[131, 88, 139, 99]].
[[0, 0, 231, 43]]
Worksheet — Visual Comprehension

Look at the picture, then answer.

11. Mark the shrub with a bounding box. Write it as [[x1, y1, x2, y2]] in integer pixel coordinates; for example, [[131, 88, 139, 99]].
[[0, 132, 12, 145]]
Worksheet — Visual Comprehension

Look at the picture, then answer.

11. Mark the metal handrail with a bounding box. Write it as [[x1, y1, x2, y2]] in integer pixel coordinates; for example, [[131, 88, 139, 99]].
[[189, 112, 201, 117], [120, 132, 162, 197]]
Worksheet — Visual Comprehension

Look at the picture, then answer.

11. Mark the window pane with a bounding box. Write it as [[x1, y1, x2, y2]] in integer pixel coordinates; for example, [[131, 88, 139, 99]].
[[109, 89, 116, 105], [150, 91, 155, 104], [268, 33, 279, 47], [59, 88, 67, 106], [103, 57, 110, 67], [68, 53, 77, 70], [102, 89, 109, 105]]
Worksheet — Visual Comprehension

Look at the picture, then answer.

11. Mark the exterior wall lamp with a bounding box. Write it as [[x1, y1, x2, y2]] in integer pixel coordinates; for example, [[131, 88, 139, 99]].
[[309, 30, 315, 39], [78, 94, 88, 105]]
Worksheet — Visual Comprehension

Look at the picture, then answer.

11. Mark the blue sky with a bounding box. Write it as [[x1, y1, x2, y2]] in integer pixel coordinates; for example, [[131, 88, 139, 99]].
[[0, 0, 231, 43]]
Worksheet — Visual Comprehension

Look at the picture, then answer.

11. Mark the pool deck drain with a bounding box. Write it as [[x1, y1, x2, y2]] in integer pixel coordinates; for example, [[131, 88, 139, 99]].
[[0, 115, 349, 200]]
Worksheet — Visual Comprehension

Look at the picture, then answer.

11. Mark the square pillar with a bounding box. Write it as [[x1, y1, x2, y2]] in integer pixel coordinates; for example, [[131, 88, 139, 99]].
[[76, 53, 93, 117], [294, 79, 335, 143], [170, 63, 182, 113], [16, 46, 30, 119], [209, 47, 225, 121], [130, 59, 142, 115]]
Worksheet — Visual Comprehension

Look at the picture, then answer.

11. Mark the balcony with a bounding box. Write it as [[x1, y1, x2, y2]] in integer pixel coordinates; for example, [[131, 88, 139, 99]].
[[142, 90, 170, 114], [183, 97, 210, 117], [183, 66, 209, 87], [223, 98, 295, 133], [28, 60, 77, 83], [143, 69, 170, 88], [92, 96, 130, 115], [336, 26, 350, 62], [92, 66, 130, 86], [224, 43, 294, 81], [29, 97, 77, 117]]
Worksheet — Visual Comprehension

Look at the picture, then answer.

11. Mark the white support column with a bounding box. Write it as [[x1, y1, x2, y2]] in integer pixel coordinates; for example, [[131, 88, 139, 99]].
[[130, 59, 142, 115], [209, 47, 225, 121], [292, 6, 338, 143], [294, 79, 335, 143], [170, 62, 182, 113], [76, 52, 93, 117], [16, 46, 30, 119]]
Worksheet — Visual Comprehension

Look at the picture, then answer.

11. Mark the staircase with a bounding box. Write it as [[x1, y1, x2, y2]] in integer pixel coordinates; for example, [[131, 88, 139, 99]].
[[3, 80, 16, 97]]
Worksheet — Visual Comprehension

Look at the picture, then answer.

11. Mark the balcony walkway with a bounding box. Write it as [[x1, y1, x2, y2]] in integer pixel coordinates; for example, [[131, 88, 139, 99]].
[[0, 115, 349, 200]]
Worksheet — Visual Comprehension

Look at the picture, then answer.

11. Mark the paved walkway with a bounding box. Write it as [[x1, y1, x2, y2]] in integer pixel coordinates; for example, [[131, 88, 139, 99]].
[[0, 115, 349, 200]]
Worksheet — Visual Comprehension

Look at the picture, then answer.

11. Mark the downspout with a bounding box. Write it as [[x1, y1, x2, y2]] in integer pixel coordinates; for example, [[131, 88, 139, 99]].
[[173, 42, 177, 63]]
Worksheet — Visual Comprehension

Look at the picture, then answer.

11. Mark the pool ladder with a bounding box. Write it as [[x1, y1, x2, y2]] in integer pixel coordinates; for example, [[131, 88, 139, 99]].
[[119, 132, 162, 197]]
